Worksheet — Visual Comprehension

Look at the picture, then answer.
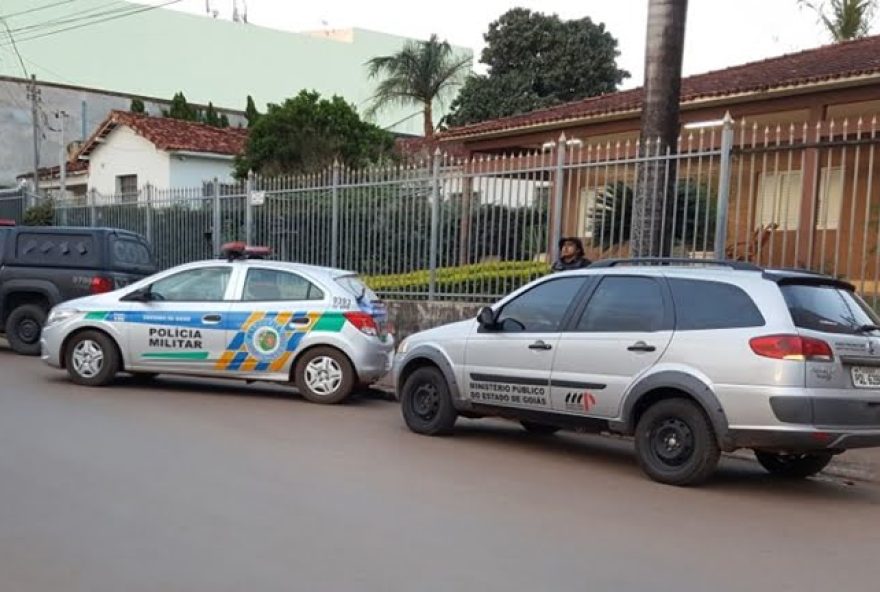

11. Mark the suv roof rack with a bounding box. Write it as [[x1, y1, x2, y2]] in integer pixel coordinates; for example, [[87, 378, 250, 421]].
[[590, 258, 762, 271]]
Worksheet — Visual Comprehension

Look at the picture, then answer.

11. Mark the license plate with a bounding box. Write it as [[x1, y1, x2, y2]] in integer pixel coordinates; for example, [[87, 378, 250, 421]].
[[851, 366, 880, 388]]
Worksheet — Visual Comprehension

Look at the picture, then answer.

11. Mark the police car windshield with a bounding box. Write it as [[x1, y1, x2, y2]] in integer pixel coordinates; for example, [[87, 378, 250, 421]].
[[335, 275, 378, 303]]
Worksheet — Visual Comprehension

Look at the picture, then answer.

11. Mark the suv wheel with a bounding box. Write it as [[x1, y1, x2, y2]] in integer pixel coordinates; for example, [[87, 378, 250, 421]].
[[5, 304, 47, 355], [294, 347, 355, 404], [635, 398, 720, 486], [401, 366, 457, 435], [754, 451, 833, 478], [520, 421, 560, 435], [65, 330, 120, 386]]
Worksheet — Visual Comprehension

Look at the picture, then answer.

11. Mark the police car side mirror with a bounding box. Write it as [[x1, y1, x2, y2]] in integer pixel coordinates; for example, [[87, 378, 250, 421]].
[[477, 307, 498, 330]]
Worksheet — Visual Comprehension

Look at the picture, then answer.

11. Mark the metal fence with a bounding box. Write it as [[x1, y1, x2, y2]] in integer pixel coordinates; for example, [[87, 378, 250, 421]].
[[0, 188, 26, 222], [12, 112, 880, 304]]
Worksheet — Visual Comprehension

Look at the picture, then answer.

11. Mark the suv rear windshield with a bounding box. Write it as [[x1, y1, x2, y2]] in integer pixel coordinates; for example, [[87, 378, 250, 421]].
[[781, 284, 880, 335], [111, 237, 155, 272]]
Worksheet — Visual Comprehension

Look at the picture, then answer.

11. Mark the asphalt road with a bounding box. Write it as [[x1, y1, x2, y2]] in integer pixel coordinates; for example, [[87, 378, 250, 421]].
[[1, 348, 879, 592]]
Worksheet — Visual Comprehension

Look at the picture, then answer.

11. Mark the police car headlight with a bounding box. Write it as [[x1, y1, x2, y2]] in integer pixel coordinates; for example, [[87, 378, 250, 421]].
[[46, 309, 80, 327]]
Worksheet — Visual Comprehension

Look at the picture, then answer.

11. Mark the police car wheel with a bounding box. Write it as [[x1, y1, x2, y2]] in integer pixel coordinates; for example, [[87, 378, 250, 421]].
[[294, 347, 354, 404], [5, 304, 46, 356], [401, 366, 457, 436], [65, 330, 120, 387], [520, 421, 560, 435]]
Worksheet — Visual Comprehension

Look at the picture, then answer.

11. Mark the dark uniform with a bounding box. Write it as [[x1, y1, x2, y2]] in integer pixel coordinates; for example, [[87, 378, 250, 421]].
[[551, 237, 591, 272]]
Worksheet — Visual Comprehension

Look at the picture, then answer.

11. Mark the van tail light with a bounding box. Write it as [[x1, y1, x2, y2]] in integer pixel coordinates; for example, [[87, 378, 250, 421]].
[[90, 276, 114, 294], [749, 335, 833, 362], [344, 311, 378, 337]]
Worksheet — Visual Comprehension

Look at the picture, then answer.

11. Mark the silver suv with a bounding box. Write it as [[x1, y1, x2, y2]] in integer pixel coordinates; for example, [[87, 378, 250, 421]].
[[393, 259, 880, 486]]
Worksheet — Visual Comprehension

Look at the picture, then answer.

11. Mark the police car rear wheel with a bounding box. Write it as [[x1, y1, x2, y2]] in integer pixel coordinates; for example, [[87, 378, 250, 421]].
[[401, 366, 457, 436], [65, 330, 119, 387], [294, 347, 354, 404]]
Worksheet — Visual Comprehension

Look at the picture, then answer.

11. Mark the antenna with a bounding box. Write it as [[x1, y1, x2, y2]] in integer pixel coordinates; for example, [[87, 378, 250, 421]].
[[242, 0, 248, 23], [232, 0, 240, 22], [205, 0, 211, 14]]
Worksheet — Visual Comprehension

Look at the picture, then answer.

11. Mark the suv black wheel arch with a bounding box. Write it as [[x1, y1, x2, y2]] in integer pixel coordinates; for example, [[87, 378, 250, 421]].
[[613, 371, 732, 451], [397, 347, 468, 409]]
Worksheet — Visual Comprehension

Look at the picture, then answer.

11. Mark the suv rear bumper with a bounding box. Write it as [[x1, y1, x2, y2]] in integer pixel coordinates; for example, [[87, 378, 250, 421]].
[[728, 427, 880, 452]]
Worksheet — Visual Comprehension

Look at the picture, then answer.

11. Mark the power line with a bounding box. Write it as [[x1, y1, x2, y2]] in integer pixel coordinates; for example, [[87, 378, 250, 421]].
[[0, 0, 78, 21], [0, 17, 29, 78], [0, 0, 183, 47], [5, 2, 134, 37]]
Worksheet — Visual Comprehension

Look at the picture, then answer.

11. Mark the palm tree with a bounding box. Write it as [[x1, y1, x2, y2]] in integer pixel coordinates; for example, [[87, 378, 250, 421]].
[[366, 35, 471, 138], [631, 0, 689, 257], [799, 0, 877, 41]]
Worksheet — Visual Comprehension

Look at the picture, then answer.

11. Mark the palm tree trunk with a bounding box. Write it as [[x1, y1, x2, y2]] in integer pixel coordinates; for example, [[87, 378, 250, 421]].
[[631, 0, 688, 258], [423, 103, 434, 138]]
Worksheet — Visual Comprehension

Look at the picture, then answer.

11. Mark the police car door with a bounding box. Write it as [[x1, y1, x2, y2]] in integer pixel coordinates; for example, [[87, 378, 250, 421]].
[[126, 265, 236, 375], [464, 276, 588, 412], [221, 266, 327, 380]]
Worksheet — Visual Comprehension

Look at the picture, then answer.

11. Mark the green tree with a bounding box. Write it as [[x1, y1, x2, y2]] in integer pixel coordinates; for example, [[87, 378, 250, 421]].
[[245, 95, 261, 126], [204, 102, 220, 127], [130, 98, 145, 114], [219, 113, 230, 128], [366, 34, 470, 137], [445, 8, 629, 126], [163, 91, 199, 121], [799, 0, 877, 40], [234, 90, 394, 177], [23, 199, 54, 226]]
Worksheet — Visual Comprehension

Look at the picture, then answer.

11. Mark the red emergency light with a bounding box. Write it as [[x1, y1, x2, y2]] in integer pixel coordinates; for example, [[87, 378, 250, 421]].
[[220, 241, 272, 261], [0, 219, 16, 227]]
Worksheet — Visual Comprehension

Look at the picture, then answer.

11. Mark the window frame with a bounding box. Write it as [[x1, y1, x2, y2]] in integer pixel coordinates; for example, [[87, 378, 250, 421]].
[[569, 274, 674, 334], [239, 267, 326, 303], [484, 276, 593, 334], [146, 265, 234, 303]]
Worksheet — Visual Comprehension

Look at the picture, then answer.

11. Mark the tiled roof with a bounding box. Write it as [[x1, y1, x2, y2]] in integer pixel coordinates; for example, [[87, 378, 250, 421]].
[[441, 34, 880, 140], [16, 159, 89, 180], [78, 111, 248, 158]]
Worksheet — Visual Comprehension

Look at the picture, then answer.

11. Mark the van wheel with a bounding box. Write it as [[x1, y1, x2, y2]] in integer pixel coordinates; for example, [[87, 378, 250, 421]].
[[520, 421, 560, 435], [5, 304, 47, 355], [65, 330, 120, 387], [401, 366, 457, 435], [754, 451, 833, 478], [294, 347, 355, 404], [635, 398, 720, 486]]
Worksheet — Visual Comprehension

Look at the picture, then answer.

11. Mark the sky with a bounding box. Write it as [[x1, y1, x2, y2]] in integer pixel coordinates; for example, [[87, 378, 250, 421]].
[[134, 0, 873, 89]]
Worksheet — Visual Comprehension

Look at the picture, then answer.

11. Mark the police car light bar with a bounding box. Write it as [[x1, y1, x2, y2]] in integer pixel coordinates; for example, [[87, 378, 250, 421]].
[[220, 241, 271, 261]]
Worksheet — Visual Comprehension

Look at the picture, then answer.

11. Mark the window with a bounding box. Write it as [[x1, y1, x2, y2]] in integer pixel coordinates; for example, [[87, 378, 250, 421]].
[[242, 268, 324, 301], [577, 276, 665, 332], [756, 170, 801, 230], [111, 238, 154, 270], [116, 175, 138, 204], [495, 277, 586, 333], [335, 275, 378, 303], [781, 284, 879, 335], [150, 267, 231, 301], [669, 279, 764, 330], [755, 168, 843, 231]]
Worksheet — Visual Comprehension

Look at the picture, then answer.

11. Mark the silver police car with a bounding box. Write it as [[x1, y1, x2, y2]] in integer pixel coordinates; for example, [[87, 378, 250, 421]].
[[41, 244, 393, 404]]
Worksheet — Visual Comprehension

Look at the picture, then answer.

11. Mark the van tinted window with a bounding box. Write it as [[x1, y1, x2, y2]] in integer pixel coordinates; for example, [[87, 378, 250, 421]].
[[111, 237, 155, 271], [669, 279, 765, 330], [15, 232, 99, 267], [781, 284, 879, 335]]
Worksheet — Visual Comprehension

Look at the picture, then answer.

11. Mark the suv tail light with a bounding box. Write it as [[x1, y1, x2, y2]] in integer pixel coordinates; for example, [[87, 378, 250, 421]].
[[344, 311, 378, 337], [749, 334, 833, 361], [90, 276, 114, 294]]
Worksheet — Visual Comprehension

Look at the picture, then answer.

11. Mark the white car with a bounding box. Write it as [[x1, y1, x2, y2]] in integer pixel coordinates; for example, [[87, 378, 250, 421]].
[[41, 244, 394, 404]]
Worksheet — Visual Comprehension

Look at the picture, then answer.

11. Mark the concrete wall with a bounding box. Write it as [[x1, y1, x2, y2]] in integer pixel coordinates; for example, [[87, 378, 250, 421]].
[[0, 77, 244, 187], [168, 155, 237, 188], [385, 300, 482, 342], [88, 127, 170, 199]]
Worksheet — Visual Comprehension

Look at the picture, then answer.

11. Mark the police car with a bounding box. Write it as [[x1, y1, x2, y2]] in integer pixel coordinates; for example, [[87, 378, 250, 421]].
[[40, 243, 394, 404]]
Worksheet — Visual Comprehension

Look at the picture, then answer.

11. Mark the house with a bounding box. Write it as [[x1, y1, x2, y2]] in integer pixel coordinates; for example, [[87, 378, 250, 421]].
[[75, 111, 248, 203], [16, 160, 90, 201], [433, 36, 880, 290]]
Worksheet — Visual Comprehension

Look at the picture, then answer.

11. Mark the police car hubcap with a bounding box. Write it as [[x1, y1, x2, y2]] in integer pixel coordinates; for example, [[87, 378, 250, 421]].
[[72, 340, 104, 378], [305, 357, 343, 395]]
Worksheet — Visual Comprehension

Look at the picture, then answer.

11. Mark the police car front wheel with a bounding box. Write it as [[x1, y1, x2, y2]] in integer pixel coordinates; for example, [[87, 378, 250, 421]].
[[294, 347, 355, 404], [401, 366, 457, 436], [65, 330, 120, 387]]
